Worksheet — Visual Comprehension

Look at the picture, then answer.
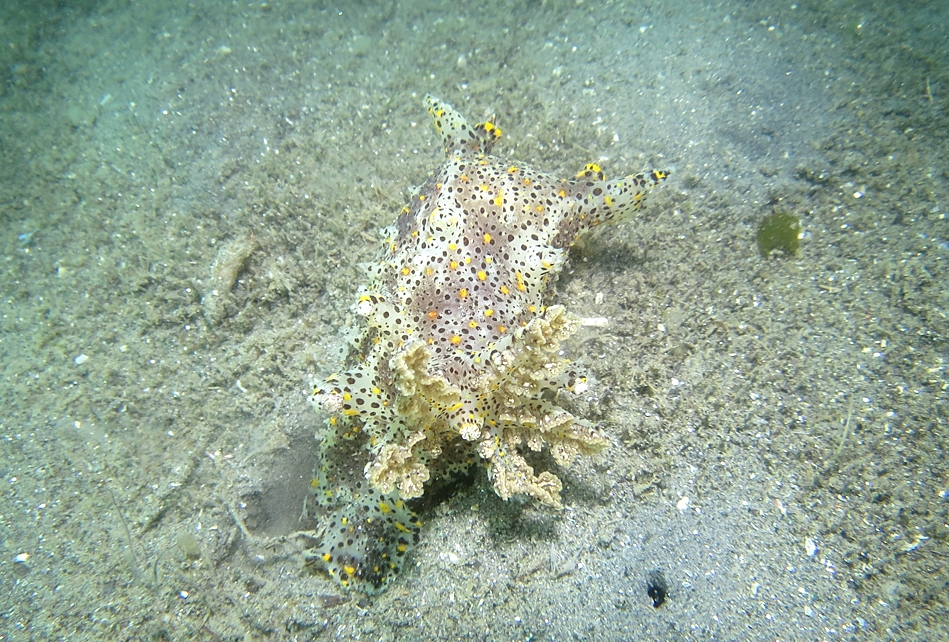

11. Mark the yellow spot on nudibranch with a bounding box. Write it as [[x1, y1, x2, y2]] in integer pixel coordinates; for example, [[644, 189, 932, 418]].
[[484, 309, 493, 316], [477, 270, 487, 280], [401, 267, 411, 276], [483, 233, 492, 244], [449, 260, 459, 269], [459, 288, 468, 299], [450, 335, 462, 345], [500, 285, 510, 295]]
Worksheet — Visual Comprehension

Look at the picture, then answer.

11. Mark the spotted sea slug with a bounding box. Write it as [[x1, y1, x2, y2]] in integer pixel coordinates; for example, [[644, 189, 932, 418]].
[[307, 95, 667, 592]]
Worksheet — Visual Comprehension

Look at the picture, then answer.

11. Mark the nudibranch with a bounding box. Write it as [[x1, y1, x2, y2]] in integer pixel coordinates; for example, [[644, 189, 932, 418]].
[[306, 95, 667, 592]]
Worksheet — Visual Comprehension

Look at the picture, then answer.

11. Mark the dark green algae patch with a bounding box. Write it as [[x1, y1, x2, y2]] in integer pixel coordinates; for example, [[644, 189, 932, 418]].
[[756, 211, 803, 257]]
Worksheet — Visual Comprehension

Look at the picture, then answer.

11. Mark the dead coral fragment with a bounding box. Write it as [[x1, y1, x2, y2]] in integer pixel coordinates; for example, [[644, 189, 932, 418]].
[[201, 235, 256, 324]]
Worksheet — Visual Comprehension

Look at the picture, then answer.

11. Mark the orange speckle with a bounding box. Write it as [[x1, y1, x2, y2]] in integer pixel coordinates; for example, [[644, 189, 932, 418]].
[[427, 310, 438, 320], [498, 325, 507, 333], [425, 266, 435, 276], [460, 173, 469, 182], [523, 177, 532, 186], [508, 166, 518, 173], [558, 189, 567, 198]]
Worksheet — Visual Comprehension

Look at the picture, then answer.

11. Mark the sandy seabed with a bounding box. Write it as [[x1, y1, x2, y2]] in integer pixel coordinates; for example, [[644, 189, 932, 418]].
[[1, 1, 946, 639]]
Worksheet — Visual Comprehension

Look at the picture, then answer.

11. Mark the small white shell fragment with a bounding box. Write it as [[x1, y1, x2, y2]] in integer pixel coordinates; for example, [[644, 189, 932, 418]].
[[676, 496, 691, 511], [805, 538, 818, 557], [14, 553, 30, 563], [74, 354, 89, 365]]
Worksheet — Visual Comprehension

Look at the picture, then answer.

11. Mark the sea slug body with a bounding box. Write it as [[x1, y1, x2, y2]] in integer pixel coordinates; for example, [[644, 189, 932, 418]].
[[307, 95, 667, 592]]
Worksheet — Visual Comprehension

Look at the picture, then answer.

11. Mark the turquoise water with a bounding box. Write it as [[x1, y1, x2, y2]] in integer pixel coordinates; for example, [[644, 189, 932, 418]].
[[1, 0, 946, 639]]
